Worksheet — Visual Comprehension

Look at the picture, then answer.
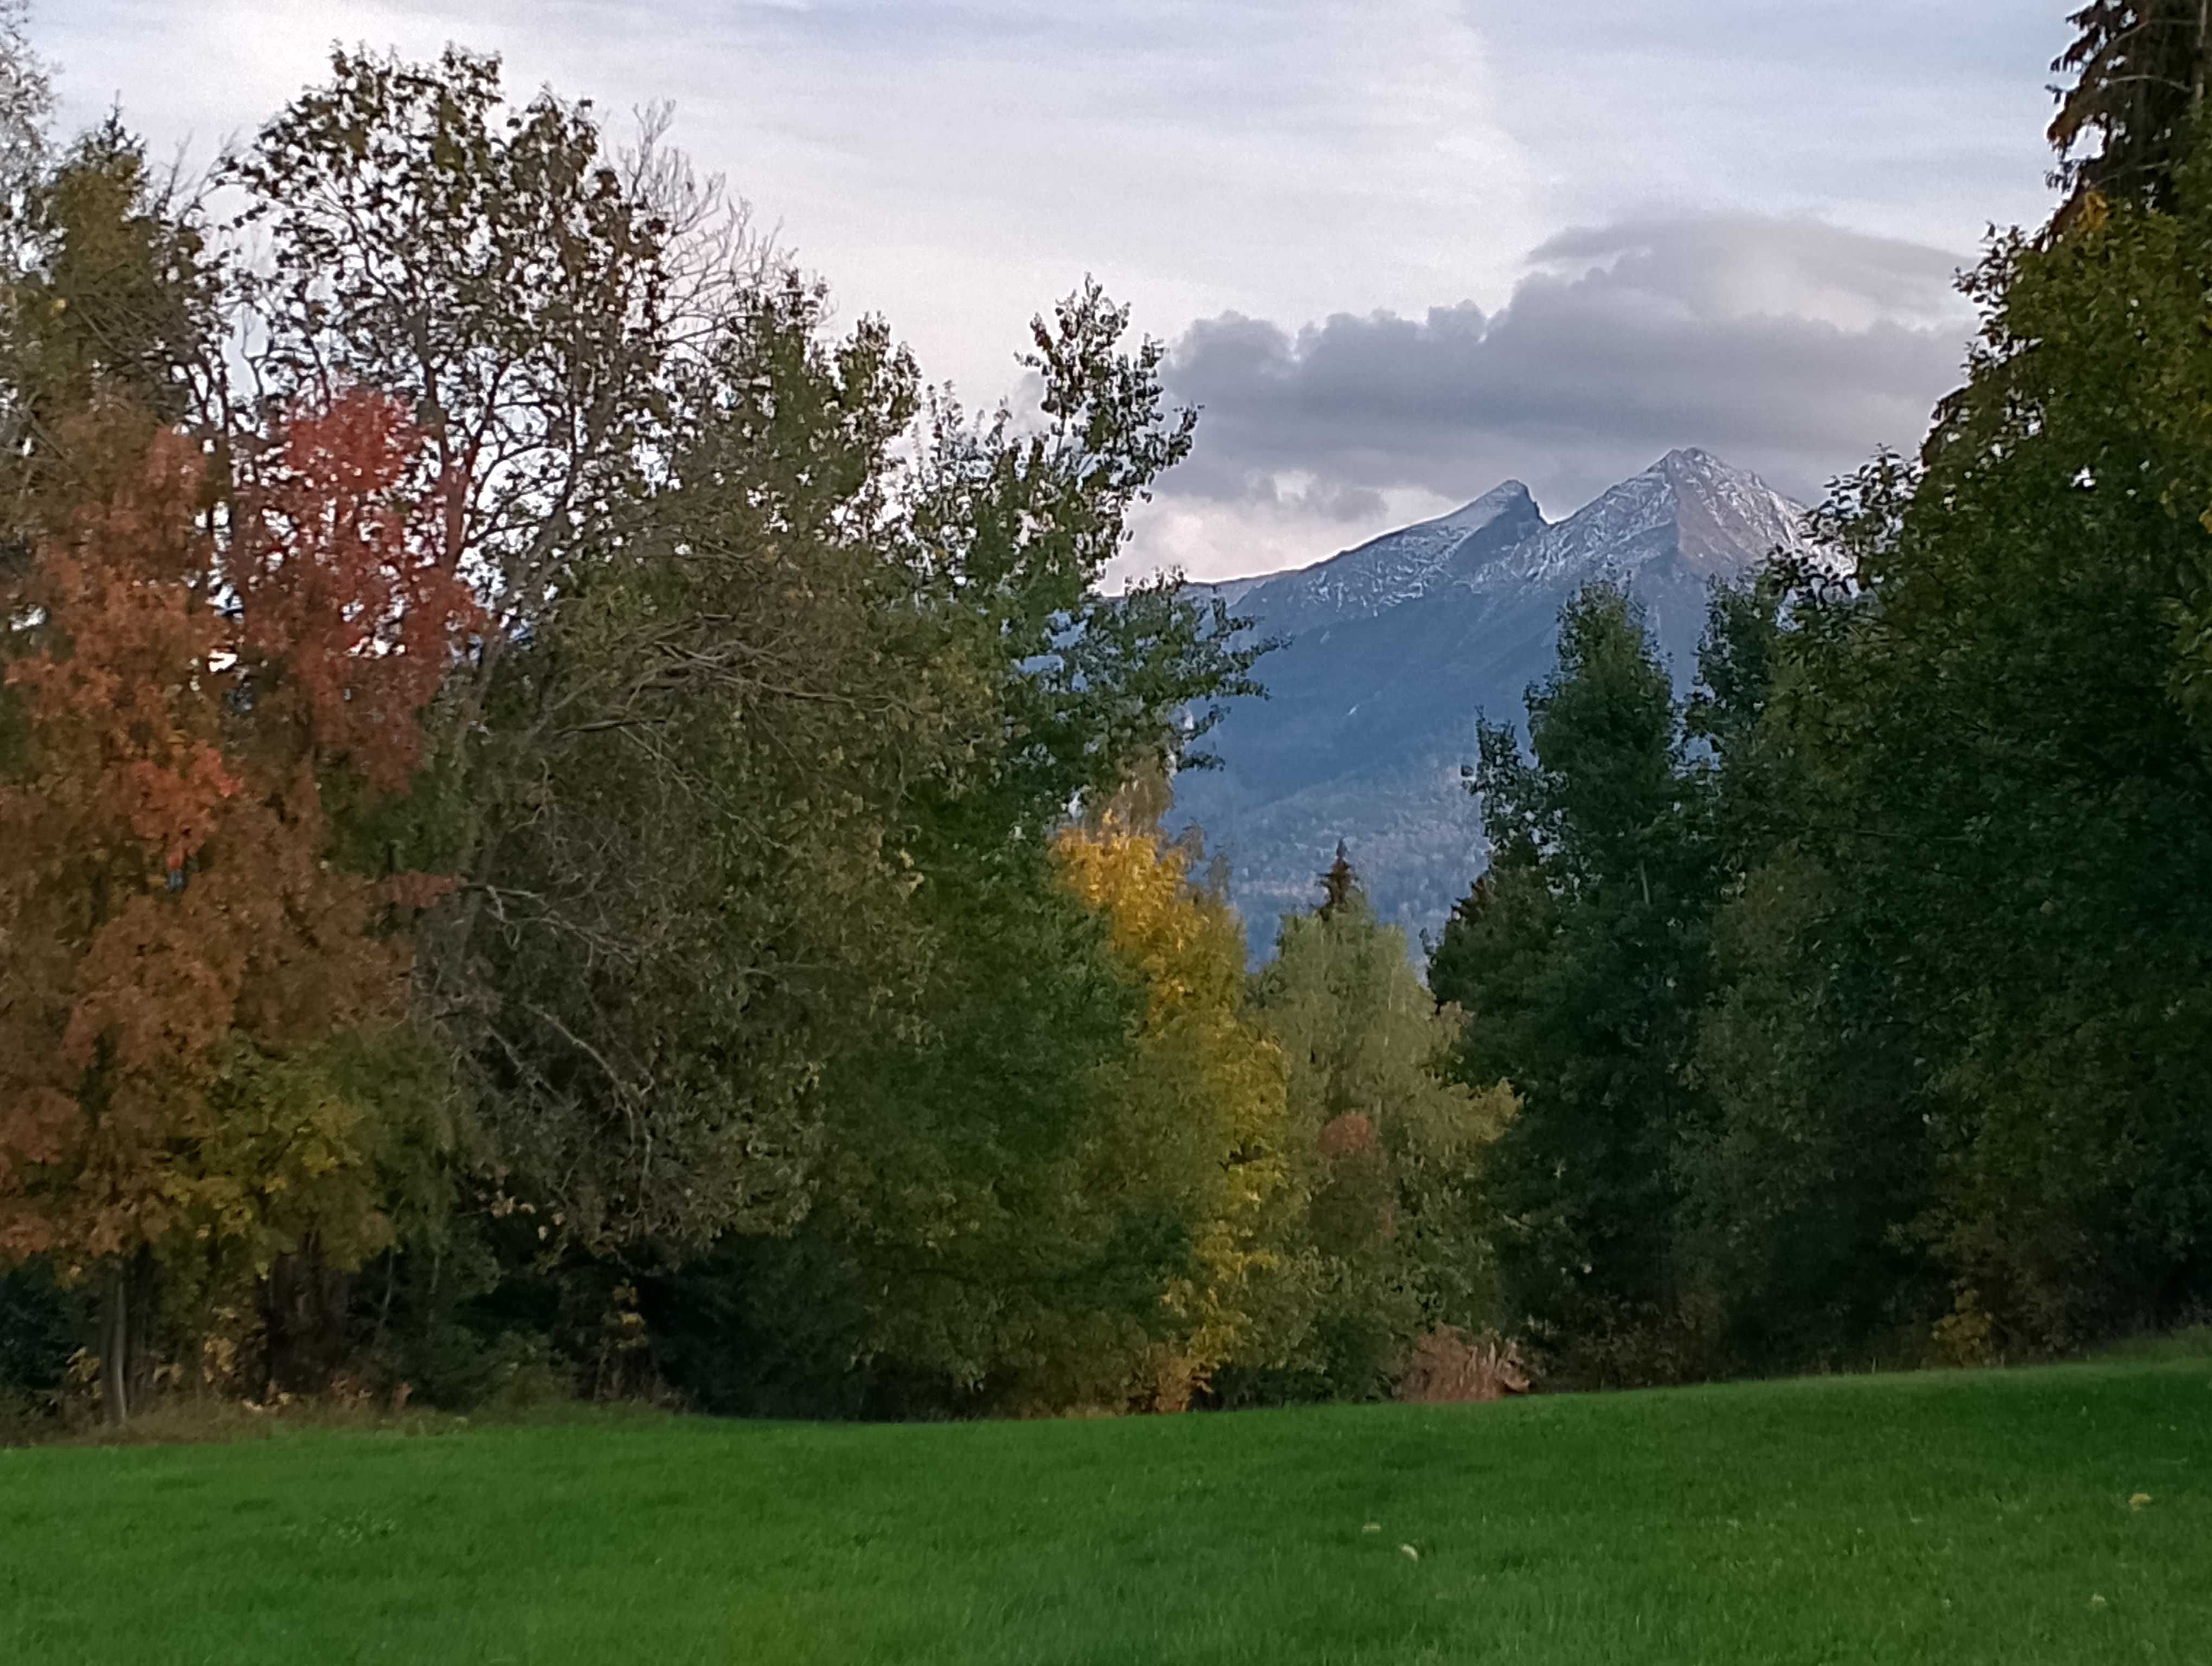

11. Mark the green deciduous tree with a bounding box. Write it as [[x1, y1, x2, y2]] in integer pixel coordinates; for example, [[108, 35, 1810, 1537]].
[[1239, 852, 1515, 1402], [1729, 157, 2212, 1352]]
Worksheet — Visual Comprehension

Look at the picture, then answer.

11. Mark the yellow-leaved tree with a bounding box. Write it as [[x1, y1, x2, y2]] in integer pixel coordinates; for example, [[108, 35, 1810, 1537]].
[[1054, 820, 1302, 1410]]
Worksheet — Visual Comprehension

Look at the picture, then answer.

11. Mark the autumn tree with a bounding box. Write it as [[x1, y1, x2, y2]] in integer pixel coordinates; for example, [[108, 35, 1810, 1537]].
[[0, 392, 471, 1417], [1054, 821, 1296, 1410]]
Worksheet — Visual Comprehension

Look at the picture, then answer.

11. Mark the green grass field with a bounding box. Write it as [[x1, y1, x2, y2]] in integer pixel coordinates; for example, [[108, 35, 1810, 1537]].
[[3, 1359, 2207, 1664]]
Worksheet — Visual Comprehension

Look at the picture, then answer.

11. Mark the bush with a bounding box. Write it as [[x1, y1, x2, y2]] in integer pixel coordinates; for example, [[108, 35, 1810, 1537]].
[[0, 1260, 75, 1402], [393, 1323, 573, 1412], [1394, 1328, 1533, 1404]]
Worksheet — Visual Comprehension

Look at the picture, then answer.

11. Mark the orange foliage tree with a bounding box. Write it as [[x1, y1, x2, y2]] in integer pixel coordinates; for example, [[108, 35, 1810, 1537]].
[[0, 390, 472, 1416]]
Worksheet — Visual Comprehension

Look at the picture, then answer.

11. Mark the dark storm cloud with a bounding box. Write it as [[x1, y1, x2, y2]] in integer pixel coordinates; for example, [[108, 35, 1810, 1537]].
[[1162, 215, 1973, 515]]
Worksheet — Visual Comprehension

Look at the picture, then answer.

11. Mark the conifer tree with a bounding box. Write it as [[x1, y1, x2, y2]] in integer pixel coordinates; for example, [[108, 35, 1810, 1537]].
[[1430, 585, 1717, 1378], [1315, 841, 1358, 921], [1716, 144, 2212, 1353], [2050, 2, 2212, 213]]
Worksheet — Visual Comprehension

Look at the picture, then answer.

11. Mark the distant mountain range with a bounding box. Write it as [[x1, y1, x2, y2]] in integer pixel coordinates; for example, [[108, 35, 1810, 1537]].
[[1173, 448, 1816, 957]]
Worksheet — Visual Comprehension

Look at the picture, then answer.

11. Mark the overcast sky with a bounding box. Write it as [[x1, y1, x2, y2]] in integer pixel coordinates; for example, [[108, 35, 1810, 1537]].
[[43, 2, 2064, 580]]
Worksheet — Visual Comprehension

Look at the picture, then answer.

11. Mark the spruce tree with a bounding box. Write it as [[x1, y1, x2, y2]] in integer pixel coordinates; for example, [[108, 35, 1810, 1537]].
[[2050, 1, 2212, 213], [1315, 841, 1358, 921], [1430, 585, 1717, 1380]]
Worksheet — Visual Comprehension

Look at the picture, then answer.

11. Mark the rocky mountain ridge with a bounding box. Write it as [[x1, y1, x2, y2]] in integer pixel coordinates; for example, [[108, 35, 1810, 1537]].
[[1174, 449, 1812, 955]]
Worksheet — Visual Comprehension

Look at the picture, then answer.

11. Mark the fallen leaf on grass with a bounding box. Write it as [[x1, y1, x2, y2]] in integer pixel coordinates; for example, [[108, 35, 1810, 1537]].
[[1399, 1544, 1420, 1562]]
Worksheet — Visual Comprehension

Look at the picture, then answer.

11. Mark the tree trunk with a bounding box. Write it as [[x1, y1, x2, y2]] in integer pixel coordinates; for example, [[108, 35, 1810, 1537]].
[[2199, 0, 2211, 113], [98, 1264, 127, 1424], [97, 1247, 160, 1424]]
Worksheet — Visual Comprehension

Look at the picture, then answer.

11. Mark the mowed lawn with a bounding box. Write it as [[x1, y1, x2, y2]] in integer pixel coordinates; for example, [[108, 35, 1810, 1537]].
[[2, 1360, 2207, 1665]]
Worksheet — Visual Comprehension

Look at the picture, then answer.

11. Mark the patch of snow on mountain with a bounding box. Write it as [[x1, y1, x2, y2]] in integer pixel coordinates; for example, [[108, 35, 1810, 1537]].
[[1450, 449, 1814, 594], [1235, 481, 1545, 629]]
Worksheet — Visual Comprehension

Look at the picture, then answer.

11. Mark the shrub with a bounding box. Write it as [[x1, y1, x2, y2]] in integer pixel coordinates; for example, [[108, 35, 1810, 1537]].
[[1394, 1328, 1533, 1404]]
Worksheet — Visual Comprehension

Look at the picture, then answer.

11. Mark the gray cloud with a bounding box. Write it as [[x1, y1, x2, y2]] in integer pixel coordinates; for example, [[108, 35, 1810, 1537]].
[[46, 2, 2052, 423], [1159, 214, 1973, 527], [44, 3, 2047, 585]]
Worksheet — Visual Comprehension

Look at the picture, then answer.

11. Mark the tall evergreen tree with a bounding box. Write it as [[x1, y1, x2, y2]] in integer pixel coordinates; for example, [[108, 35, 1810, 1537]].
[[1429, 585, 1717, 1380], [1669, 569, 1938, 1370], [2050, 2, 2212, 213], [1314, 842, 1358, 921]]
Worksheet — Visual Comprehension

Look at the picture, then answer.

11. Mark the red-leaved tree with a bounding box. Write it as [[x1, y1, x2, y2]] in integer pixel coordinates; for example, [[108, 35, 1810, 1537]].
[[0, 390, 472, 1418]]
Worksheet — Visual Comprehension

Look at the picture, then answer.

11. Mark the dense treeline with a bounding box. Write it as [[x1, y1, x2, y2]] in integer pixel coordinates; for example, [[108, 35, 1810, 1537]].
[[5, 4, 2208, 1426], [0, 21, 1520, 1425], [1433, 3, 2212, 1383]]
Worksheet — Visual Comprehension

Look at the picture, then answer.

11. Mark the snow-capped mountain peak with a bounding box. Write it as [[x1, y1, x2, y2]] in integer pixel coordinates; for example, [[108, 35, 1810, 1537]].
[[1230, 478, 1547, 632], [1434, 479, 1539, 534], [1450, 450, 1812, 591], [1171, 449, 1818, 957]]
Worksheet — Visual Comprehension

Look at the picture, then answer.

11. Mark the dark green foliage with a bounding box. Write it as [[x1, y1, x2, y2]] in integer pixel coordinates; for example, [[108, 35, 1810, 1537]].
[[1676, 848, 1938, 1370], [1431, 586, 1717, 1375], [649, 838, 1181, 1417], [2, 116, 216, 441], [1431, 120, 2212, 1372], [1506, 140, 2212, 1374], [0, 1259, 73, 1403], [1745, 163, 2212, 1351], [444, 278, 957, 1254], [2050, 2, 2212, 212], [1666, 570, 1943, 1371], [0, 110, 218, 607]]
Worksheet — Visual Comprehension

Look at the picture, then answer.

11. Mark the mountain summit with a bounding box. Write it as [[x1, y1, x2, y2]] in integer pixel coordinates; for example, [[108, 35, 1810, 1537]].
[[1174, 451, 1811, 952], [1226, 480, 1546, 636]]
